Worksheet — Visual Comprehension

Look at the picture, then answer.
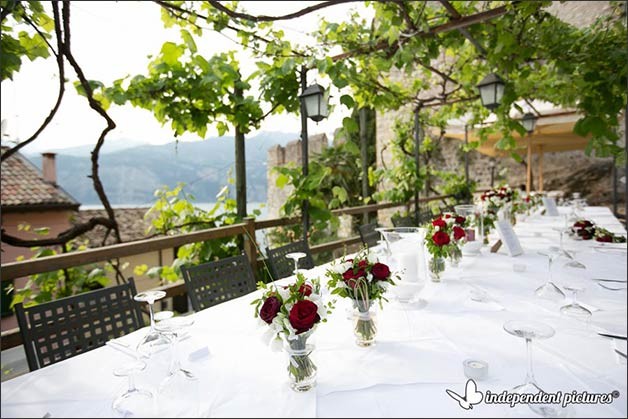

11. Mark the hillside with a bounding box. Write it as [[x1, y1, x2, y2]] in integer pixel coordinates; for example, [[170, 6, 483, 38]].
[[24, 132, 298, 205]]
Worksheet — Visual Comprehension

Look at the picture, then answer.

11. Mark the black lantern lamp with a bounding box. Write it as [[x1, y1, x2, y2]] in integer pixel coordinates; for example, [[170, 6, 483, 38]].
[[477, 73, 505, 111], [521, 112, 538, 134], [299, 83, 328, 122]]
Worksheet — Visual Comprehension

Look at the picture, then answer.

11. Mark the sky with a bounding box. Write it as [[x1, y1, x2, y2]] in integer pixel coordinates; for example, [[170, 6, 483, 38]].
[[0, 1, 371, 153]]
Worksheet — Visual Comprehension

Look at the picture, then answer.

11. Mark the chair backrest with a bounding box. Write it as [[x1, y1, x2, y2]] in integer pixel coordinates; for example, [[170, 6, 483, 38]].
[[392, 215, 416, 227], [265, 240, 315, 280], [180, 254, 257, 312], [15, 278, 143, 372], [358, 222, 381, 248]]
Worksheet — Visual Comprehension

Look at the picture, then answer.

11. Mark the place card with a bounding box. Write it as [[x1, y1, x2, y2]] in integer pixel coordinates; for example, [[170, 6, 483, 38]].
[[542, 196, 560, 216], [495, 220, 524, 257]]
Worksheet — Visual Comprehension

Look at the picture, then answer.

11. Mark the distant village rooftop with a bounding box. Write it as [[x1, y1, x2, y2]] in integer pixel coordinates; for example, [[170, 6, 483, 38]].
[[0, 146, 79, 213]]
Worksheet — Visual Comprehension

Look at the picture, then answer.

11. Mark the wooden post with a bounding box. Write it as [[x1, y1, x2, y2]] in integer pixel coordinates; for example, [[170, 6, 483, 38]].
[[243, 217, 258, 278], [526, 136, 532, 193], [538, 145, 544, 192]]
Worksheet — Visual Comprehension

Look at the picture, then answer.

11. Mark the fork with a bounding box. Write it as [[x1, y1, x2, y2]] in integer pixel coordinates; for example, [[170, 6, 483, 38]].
[[597, 282, 627, 291]]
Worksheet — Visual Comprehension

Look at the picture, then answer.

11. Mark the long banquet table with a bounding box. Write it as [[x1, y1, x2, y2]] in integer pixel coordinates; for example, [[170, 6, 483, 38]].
[[1, 206, 626, 418]]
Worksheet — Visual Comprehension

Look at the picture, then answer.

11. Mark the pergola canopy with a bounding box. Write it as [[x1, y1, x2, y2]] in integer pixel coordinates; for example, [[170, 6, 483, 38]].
[[444, 109, 590, 157], [443, 109, 592, 193]]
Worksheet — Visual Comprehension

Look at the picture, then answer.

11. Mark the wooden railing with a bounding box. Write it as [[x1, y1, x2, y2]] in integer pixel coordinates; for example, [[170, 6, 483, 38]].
[[0, 194, 455, 350]]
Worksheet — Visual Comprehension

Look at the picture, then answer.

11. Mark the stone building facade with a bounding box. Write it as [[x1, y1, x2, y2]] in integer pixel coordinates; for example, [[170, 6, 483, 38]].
[[266, 133, 329, 219]]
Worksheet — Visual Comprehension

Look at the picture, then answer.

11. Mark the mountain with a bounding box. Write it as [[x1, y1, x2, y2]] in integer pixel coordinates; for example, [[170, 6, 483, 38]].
[[24, 132, 298, 205]]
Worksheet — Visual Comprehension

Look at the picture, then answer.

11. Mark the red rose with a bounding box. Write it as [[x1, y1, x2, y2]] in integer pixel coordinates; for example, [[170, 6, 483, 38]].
[[289, 300, 320, 334], [455, 216, 466, 225], [453, 226, 466, 241], [298, 284, 312, 296], [432, 218, 446, 229], [343, 268, 366, 280], [432, 231, 450, 247], [596, 235, 613, 243], [444, 213, 451, 219], [481, 195, 487, 201], [357, 259, 368, 268], [259, 296, 281, 324], [525, 196, 531, 202], [574, 220, 593, 228], [371, 262, 391, 280]]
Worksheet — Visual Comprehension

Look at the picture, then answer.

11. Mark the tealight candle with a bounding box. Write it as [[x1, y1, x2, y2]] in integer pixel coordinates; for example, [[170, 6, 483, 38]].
[[512, 263, 527, 273], [395, 252, 419, 283], [463, 359, 488, 380]]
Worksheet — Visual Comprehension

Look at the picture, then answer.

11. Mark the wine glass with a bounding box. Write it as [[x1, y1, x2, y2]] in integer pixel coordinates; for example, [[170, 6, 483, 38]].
[[535, 247, 566, 301], [560, 285, 592, 321], [112, 359, 155, 417], [285, 252, 306, 275], [155, 315, 197, 384], [154, 316, 200, 416], [503, 320, 572, 417], [134, 290, 170, 357]]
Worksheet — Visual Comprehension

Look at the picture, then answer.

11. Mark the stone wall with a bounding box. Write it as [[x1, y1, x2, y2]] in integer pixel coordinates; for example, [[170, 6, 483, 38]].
[[266, 133, 329, 219]]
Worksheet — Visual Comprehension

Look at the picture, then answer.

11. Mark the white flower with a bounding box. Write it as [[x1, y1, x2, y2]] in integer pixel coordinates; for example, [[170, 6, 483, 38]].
[[366, 272, 373, 282], [277, 286, 291, 301], [330, 261, 352, 274], [269, 336, 283, 352], [366, 252, 379, 264]]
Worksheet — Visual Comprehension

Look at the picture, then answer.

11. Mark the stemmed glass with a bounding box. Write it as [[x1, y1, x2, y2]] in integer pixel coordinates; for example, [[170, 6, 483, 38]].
[[535, 247, 566, 301], [112, 360, 155, 417], [503, 320, 571, 417], [560, 285, 592, 321], [285, 252, 306, 275], [155, 316, 200, 417], [134, 290, 170, 357]]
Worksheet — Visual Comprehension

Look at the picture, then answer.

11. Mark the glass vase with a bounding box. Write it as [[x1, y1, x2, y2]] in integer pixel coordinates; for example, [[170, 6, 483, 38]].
[[448, 246, 462, 268], [353, 300, 377, 347], [284, 331, 317, 392], [427, 254, 446, 282]]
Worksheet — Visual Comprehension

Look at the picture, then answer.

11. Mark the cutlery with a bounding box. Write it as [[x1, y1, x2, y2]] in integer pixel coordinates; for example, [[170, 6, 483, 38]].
[[615, 349, 627, 359], [592, 278, 627, 283], [597, 282, 627, 291], [597, 332, 627, 340]]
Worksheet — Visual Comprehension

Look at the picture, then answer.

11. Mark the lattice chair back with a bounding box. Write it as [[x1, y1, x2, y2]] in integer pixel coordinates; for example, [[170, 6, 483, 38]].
[[358, 222, 381, 248], [265, 240, 315, 280], [180, 254, 257, 312], [15, 278, 143, 372]]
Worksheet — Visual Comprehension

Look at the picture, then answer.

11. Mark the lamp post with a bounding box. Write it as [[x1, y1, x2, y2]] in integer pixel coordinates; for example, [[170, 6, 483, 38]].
[[521, 112, 538, 194], [488, 158, 497, 187], [477, 73, 505, 111], [298, 67, 329, 243]]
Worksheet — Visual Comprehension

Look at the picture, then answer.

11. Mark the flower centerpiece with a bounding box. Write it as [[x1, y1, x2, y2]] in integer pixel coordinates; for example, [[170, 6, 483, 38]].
[[571, 219, 596, 240], [253, 273, 332, 392], [594, 227, 627, 243], [325, 251, 395, 347], [480, 185, 519, 226], [424, 213, 466, 282]]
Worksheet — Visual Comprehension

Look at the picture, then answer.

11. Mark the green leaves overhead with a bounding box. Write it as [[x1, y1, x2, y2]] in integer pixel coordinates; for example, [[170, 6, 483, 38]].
[[1, 0, 53, 81]]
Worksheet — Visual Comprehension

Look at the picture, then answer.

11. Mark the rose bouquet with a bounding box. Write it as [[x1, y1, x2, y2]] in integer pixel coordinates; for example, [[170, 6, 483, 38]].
[[571, 219, 596, 240], [594, 227, 627, 243], [480, 185, 519, 225], [253, 273, 333, 391], [325, 251, 395, 346], [424, 213, 466, 281]]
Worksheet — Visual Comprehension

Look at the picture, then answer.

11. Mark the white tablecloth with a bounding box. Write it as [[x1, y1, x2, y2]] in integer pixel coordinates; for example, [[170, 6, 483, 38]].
[[2, 206, 626, 418]]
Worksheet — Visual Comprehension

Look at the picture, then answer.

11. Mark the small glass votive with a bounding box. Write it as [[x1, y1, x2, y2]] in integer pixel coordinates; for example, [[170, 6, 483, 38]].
[[463, 359, 488, 380], [512, 263, 527, 273]]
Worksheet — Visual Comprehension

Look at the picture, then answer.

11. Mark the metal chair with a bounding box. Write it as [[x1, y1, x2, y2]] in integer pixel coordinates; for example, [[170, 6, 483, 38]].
[[357, 222, 381, 248], [180, 254, 257, 312], [391, 215, 416, 227], [15, 278, 143, 372], [265, 240, 315, 280]]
